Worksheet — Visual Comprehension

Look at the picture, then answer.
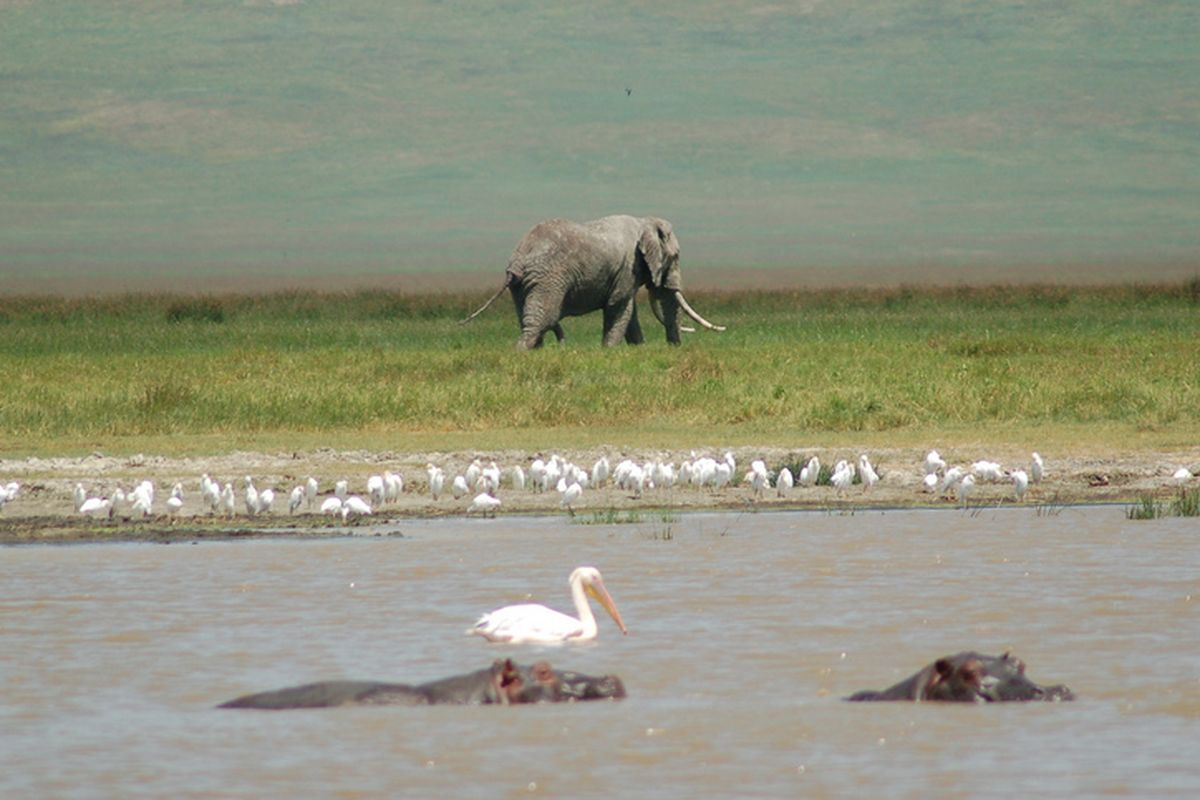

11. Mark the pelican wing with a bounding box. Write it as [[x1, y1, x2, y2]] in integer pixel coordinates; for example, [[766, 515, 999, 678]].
[[469, 603, 585, 644]]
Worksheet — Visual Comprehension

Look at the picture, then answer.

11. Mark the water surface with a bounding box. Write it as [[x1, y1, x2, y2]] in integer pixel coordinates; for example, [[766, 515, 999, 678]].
[[3, 507, 1199, 797]]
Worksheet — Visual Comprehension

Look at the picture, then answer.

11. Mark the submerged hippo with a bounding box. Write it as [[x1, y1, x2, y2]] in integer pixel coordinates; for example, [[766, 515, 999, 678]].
[[846, 651, 1075, 703], [218, 659, 625, 710]]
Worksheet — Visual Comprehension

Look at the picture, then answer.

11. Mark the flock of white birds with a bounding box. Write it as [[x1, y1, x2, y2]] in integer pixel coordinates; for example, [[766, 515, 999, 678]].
[[1, 450, 1196, 522]]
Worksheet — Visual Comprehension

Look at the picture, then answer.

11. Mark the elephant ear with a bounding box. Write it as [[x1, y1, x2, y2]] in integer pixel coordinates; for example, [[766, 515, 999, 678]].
[[638, 219, 676, 287]]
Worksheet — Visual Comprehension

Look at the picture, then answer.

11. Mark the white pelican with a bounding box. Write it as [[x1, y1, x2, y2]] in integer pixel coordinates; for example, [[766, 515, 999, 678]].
[[468, 566, 627, 644]]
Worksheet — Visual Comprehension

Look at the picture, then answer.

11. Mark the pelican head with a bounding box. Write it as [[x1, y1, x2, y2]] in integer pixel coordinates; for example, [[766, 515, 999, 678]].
[[571, 566, 627, 636]]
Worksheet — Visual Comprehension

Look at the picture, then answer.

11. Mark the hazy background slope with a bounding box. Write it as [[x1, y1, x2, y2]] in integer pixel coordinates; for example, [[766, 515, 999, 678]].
[[2, 1, 1198, 293]]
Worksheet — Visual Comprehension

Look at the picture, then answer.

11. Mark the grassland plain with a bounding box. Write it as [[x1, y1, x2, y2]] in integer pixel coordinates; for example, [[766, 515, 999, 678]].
[[1, 282, 1198, 453]]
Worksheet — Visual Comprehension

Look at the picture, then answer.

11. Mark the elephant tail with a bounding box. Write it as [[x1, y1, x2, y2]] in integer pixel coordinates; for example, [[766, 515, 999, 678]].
[[460, 278, 511, 325]]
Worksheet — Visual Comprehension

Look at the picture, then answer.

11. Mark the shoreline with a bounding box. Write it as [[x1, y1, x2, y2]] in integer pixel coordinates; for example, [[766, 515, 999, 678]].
[[3, 445, 1196, 545]]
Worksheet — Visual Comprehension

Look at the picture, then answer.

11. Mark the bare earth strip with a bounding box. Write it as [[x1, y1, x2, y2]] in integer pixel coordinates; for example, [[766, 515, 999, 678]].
[[2, 445, 1197, 544]]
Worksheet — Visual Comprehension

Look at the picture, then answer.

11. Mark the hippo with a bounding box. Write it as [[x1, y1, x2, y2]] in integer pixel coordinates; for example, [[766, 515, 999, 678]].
[[846, 651, 1075, 703], [218, 659, 625, 710]]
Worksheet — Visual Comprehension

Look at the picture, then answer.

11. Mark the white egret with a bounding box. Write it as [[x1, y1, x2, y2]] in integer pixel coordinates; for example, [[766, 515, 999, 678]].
[[384, 471, 403, 503], [940, 466, 965, 496], [367, 475, 385, 506], [972, 460, 1004, 483], [858, 454, 879, 492], [748, 459, 769, 499], [73, 483, 87, 513], [713, 462, 733, 490], [559, 480, 583, 516], [341, 495, 372, 520], [958, 474, 976, 507], [426, 464, 445, 501], [831, 460, 854, 495], [480, 462, 502, 494], [288, 485, 304, 514], [1030, 452, 1044, 484], [220, 483, 236, 518], [201, 475, 221, 514], [468, 566, 627, 644], [258, 488, 275, 515], [243, 477, 259, 516], [1012, 470, 1029, 502], [591, 456, 610, 487], [305, 476, 319, 509], [801, 456, 820, 487], [334, 480, 348, 499], [452, 475, 470, 499], [924, 450, 946, 476], [166, 483, 184, 518], [464, 459, 483, 491], [510, 465, 526, 491], [776, 467, 794, 496], [109, 488, 126, 519], [79, 497, 111, 517], [1173, 467, 1193, 484], [922, 473, 939, 493], [320, 496, 343, 516], [467, 492, 501, 517]]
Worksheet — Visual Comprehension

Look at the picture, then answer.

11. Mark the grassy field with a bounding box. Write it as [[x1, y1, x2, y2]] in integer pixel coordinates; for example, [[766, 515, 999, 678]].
[[1, 282, 1197, 458]]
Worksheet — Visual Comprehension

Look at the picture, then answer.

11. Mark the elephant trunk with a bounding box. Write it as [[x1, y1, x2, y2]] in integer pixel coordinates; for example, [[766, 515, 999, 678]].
[[674, 291, 726, 332], [650, 294, 694, 334]]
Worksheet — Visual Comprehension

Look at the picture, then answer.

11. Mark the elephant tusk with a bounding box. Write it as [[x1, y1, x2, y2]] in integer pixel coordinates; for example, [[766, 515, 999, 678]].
[[674, 291, 726, 332], [650, 294, 694, 334]]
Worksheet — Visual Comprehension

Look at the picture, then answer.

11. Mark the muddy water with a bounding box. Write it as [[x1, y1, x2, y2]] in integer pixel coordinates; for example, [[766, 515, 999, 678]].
[[3, 507, 1199, 798]]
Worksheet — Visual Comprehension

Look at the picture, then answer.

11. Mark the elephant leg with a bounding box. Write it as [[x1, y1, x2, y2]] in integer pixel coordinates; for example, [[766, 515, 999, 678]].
[[602, 299, 637, 347], [624, 305, 644, 344], [516, 289, 564, 350]]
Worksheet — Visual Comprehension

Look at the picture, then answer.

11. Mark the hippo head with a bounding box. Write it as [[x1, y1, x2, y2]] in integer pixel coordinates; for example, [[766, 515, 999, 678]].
[[924, 652, 1075, 703], [847, 650, 1075, 703]]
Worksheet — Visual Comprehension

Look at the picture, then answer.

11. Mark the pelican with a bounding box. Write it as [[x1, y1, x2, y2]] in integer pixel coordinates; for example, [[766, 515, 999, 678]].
[[468, 566, 627, 644]]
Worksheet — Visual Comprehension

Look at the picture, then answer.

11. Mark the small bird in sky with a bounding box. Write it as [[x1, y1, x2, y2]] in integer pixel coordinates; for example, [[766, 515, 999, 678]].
[[625, 87, 632, 96]]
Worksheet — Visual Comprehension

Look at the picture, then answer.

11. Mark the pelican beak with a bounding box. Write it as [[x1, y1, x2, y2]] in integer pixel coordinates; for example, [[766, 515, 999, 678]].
[[586, 580, 628, 635]]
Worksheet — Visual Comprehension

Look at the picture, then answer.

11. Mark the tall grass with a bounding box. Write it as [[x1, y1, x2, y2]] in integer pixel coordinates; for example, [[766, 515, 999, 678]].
[[1, 283, 1197, 453]]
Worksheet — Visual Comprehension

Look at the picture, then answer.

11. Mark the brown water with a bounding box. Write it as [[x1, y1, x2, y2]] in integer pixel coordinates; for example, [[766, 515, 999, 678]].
[[3, 507, 1199, 798]]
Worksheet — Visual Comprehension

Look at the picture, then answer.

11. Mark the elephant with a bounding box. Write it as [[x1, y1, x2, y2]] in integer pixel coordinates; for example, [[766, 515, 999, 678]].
[[845, 651, 1075, 703], [461, 215, 725, 349], [217, 659, 626, 710]]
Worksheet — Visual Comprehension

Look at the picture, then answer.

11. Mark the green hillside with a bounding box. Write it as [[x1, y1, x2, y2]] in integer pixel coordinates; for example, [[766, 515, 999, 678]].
[[2, 2, 1198, 290]]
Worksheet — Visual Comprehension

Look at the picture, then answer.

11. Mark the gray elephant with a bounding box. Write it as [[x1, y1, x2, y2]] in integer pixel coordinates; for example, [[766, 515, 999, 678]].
[[462, 215, 725, 349]]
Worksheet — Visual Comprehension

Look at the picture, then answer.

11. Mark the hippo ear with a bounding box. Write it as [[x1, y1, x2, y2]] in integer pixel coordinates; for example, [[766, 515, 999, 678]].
[[1001, 651, 1027, 674], [923, 658, 956, 696]]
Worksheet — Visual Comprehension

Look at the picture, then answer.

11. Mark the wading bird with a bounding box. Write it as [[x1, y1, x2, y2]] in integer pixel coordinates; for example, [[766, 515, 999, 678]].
[[468, 566, 627, 644]]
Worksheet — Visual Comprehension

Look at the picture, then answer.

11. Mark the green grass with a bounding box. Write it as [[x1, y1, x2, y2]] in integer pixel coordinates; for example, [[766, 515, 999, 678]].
[[1, 282, 1198, 456], [1126, 489, 1200, 520]]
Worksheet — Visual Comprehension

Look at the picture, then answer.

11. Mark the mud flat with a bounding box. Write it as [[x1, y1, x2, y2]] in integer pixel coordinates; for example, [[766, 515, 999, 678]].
[[2, 444, 1197, 544]]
